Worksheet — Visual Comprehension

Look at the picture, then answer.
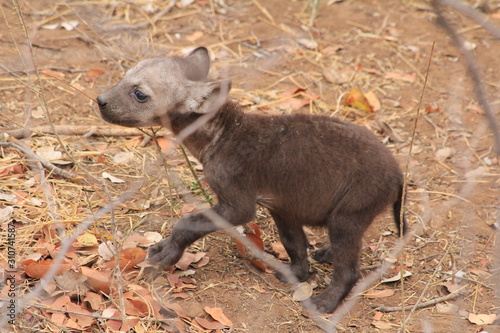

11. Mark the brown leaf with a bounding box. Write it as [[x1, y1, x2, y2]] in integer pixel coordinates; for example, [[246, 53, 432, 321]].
[[204, 307, 232, 327], [83, 291, 103, 311], [364, 289, 395, 299], [384, 71, 416, 83], [364, 91, 381, 112], [195, 316, 226, 330], [85, 68, 105, 82], [372, 320, 393, 329], [24, 260, 71, 279], [468, 313, 497, 325], [271, 241, 289, 259], [40, 69, 65, 78], [80, 266, 111, 294], [105, 247, 147, 271]]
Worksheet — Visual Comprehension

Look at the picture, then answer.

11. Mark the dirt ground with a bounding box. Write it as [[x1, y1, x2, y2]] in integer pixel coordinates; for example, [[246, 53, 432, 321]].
[[1, 0, 500, 332]]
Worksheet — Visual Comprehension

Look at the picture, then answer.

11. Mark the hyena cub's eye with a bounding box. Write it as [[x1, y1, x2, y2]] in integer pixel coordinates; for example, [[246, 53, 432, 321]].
[[133, 89, 149, 103]]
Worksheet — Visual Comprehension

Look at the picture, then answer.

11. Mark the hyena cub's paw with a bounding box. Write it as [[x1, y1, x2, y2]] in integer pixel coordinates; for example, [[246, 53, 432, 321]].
[[312, 246, 333, 263], [274, 263, 309, 283], [148, 238, 183, 269]]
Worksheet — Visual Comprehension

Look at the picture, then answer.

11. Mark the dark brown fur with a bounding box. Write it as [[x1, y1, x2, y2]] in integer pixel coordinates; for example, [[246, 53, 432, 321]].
[[97, 47, 407, 313]]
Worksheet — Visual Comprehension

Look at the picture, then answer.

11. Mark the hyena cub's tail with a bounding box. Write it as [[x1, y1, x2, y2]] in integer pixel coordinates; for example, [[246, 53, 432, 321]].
[[393, 184, 408, 236]]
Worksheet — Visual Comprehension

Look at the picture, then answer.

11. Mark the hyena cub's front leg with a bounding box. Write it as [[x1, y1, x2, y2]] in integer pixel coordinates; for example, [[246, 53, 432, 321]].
[[148, 203, 256, 269]]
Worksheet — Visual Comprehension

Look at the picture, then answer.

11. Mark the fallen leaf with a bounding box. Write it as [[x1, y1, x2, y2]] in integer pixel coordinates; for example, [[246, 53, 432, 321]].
[[24, 260, 71, 279], [181, 203, 197, 214], [54, 270, 88, 292], [85, 68, 104, 82], [372, 320, 393, 329], [204, 307, 232, 327], [195, 317, 226, 330], [468, 313, 497, 325], [74, 233, 98, 247], [155, 136, 173, 153], [113, 151, 134, 164], [61, 20, 79, 31], [297, 38, 318, 49], [364, 91, 381, 112], [98, 241, 115, 261], [342, 88, 374, 113], [105, 247, 147, 270], [187, 31, 204, 42], [384, 71, 417, 83], [102, 172, 125, 184], [364, 289, 395, 299], [271, 241, 289, 259], [381, 270, 412, 283], [80, 266, 111, 294], [40, 69, 65, 78], [36, 146, 62, 161], [83, 291, 104, 311], [292, 282, 313, 301]]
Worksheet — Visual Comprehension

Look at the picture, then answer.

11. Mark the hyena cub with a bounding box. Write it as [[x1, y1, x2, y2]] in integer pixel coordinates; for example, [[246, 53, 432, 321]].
[[97, 47, 407, 313]]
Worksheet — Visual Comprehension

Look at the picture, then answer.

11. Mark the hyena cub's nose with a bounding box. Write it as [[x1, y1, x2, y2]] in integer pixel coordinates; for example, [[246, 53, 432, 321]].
[[96, 95, 107, 109]]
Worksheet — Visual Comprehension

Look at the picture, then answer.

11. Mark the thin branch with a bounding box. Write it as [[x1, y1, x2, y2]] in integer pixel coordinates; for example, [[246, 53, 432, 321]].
[[0, 141, 77, 180], [375, 289, 465, 313]]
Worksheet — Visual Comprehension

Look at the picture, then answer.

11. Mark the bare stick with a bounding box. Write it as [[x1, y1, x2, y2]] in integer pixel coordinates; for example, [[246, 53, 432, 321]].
[[2, 125, 169, 139], [0, 141, 77, 180], [375, 289, 465, 313], [432, 0, 500, 155]]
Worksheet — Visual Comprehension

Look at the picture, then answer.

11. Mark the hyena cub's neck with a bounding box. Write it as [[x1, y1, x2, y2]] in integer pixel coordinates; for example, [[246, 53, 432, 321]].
[[170, 101, 244, 162]]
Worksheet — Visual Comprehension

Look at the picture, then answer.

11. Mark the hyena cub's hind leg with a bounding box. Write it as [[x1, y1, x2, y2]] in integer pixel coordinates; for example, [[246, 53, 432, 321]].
[[310, 213, 373, 313]]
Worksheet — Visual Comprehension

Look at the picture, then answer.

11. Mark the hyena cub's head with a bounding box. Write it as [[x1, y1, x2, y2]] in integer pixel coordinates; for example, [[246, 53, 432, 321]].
[[97, 47, 231, 129]]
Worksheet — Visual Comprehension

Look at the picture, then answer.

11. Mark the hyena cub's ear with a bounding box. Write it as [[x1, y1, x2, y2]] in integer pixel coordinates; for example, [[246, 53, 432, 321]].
[[188, 79, 232, 114], [180, 47, 211, 81]]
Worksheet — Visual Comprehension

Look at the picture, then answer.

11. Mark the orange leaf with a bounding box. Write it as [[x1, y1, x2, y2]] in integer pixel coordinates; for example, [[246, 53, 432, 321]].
[[105, 247, 147, 271], [24, 260, 71, 279], [364, 289, 395, 299], [40, 69, 65, 78], [249, 259, 267, 271], [85, 68, 104, 82], [156, 136, 173, 153], [204, 307, 232, 327], [271, 241, 289, 259], [80, 266, 111, 294]]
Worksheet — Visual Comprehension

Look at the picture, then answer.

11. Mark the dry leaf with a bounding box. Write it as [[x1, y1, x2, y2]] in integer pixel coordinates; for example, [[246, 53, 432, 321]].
[[102, 172, 125, 184], [24, 260, 71, 279], [85, 68, 104, 82], [372, 320, 393, 329], [105, 247, 147, 270], [80, 266, 111, 294], [292, 282, 313, 301], [364, 91, 381, 112], [195, 317, 226, 330], [271, 241, 289, 259], [74, 233, 98, 247], [54, 270, 88, 292], [40, 69, 65, 78], [204, 307, 233, 327], [156, 136, 173, 153], [342, 88, 374, 113], [187, 31, 204, 42], [468, 313, 497, 325], [113, 151, 134, 164], [364, 288, 395, 299], [384, 71, 417, 83], [381, 270, 412, 283], [297, 38, 318, 49]]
